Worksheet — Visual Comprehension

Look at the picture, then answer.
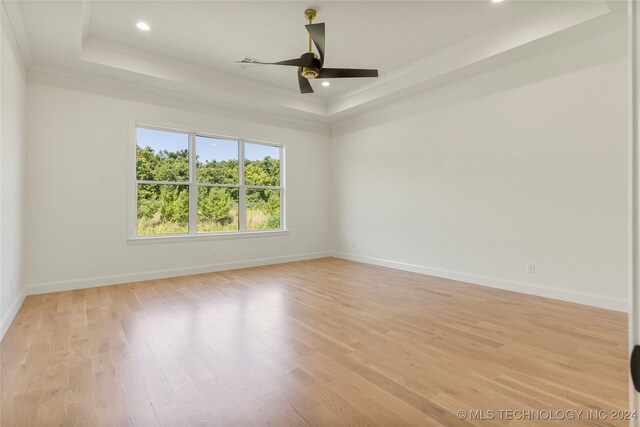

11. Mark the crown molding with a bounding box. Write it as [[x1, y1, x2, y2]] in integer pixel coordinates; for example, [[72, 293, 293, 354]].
[[2, 0, 33, 66], [72, 0, 618, 125], [326, 0, 614, 121], [331, 26, 627, 135], [27, 63, 331, 136], [81, 36, 326, 113], [80, 0, 92, 42], [8, 0, 627, 130], [78, 36, 334, 125], [329, 0, 608, 104]]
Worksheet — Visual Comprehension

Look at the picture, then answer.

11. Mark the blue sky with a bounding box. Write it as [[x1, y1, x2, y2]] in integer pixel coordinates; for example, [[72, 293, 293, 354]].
[[137, 128, 279, 162]]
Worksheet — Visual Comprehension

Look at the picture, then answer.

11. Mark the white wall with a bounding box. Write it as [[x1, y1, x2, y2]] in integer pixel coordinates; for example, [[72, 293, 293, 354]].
[[331, 36, 629, 311], [1, 7, 27, 336], [24, 72, 331, 293]]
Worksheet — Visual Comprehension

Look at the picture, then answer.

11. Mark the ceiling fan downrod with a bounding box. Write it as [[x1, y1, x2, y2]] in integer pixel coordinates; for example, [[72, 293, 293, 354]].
[[305, 8, 316, 53], [302, 9, 319, 79]]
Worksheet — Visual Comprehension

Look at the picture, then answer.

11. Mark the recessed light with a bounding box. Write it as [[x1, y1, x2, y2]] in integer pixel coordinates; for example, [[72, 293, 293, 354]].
[[136, 22, 151, 31], [491, 0, 503, 3], [321, 81, 330, 87]]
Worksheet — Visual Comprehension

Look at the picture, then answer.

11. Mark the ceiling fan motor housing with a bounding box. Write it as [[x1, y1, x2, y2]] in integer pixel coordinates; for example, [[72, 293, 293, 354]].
[[299, 52, 321, 79]]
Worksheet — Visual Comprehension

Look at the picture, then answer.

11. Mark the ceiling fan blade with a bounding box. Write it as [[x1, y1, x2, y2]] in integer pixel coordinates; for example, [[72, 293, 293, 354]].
[[305, 23, 325, 65], [298, 68, 314, 94], [317, 68, 379, 79], [274, 57, 311, 66], [236, 56, 313, 67], [237, 57, 267, 69], [237, 57, 265, 64]]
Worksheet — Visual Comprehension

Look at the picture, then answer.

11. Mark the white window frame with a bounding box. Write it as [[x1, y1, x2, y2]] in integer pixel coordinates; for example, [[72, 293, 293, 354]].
[[128, 120, 287, 243]]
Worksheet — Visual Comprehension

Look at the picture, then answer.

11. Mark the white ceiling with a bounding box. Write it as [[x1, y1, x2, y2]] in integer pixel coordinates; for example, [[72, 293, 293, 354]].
[[87, 1, 548, 97], [5, 0, 627, 126]]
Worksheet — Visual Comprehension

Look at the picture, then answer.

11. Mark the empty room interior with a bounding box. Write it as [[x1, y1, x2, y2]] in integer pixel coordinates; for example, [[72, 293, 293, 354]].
[[2, 0, 640, 425]]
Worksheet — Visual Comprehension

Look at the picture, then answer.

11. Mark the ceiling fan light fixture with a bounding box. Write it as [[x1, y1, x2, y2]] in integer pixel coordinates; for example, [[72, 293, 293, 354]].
[[302, 67, 319, 79]]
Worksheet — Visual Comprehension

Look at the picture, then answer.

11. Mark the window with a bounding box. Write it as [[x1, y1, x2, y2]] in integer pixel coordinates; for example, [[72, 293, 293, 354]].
[[135, 125, 283, 237]]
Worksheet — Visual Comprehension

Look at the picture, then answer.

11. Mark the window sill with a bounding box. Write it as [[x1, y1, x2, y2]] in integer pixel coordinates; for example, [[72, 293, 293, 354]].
[[127, 230, 290, 245]]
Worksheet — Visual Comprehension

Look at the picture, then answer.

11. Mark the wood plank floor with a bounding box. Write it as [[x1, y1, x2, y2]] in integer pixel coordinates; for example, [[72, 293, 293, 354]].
[[0, 257, 629, 426]]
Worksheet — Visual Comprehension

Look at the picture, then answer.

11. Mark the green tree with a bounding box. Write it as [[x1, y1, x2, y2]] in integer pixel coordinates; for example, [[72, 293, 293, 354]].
[[245, 156, 279, 186], [198, 187, 233, 223], [160, 185, 189, 223], [136, 146, 160, 180], [196, 159, 239, 184]]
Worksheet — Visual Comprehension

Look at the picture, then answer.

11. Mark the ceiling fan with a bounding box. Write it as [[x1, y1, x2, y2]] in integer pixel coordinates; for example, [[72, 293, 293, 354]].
[[237, 8, 379, 94]]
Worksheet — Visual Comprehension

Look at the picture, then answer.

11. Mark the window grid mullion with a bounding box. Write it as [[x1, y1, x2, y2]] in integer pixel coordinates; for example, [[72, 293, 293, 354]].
[[137, 180, 189, 186], [239, 141, 246, 232], [197, 183, 240, 188], [197, 184, 240, 189], [245, 185, 283, 190], [188, 132, 197, 235]]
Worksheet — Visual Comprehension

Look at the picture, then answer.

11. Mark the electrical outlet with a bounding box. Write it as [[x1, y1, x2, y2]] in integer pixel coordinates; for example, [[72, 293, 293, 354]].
[[527, 263, 536, 274], [351, 242, 356, 250], [211, 248, 217, 257]]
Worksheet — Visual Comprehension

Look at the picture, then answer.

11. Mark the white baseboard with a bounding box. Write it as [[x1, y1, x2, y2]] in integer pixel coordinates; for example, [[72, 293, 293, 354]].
[[1, 287, 27, 341], [26, 251, 332, 296], [332, 251, 627, 312], [20, 249, 628, 315]]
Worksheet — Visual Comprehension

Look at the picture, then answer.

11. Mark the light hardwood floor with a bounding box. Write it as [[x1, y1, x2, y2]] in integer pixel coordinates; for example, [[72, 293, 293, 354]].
[[0, 258, 629, 426]]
